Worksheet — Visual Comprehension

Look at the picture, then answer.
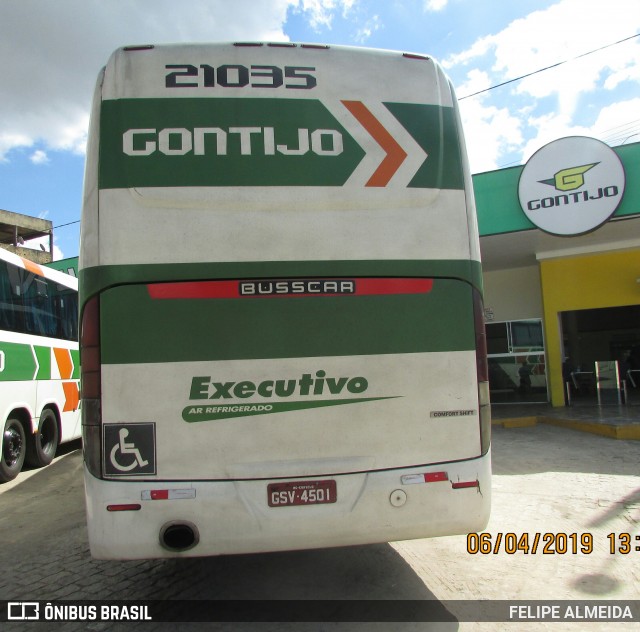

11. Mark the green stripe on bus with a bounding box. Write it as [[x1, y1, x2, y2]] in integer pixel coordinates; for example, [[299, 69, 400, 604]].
[[71, 349, 80, 379], [0, 342, 37, 380], [97, 98, 464, 191], [99, 277, 475, 365], [182, 397, 398, 422], [99, 98, 364, 189], [385, 103, 464, 190], [0, 343, 80, 381], [34, 345, 51, 380]]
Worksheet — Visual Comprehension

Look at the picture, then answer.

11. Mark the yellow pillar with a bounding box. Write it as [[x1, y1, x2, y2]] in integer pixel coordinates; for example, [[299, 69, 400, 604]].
[[539, 250, 640, 407]]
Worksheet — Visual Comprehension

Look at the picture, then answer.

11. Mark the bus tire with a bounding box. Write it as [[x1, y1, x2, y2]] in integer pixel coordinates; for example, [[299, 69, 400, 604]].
[[1, 417, 26, 482], [26, 408, 59, 469]]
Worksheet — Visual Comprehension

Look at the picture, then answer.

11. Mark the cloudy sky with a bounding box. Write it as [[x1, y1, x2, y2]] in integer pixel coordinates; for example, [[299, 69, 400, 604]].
[[0, 0, 638, 259]]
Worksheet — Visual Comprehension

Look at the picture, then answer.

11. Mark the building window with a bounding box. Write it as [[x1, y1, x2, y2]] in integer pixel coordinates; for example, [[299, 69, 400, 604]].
[[486, 319, 547, 404]]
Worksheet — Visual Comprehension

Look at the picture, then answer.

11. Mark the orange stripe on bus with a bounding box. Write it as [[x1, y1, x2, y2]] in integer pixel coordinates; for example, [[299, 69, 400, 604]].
[[54, 348, 73, 379], [21, 257, 45, 277], [62, 381, 80, 412], [341, 100, 407, 187]]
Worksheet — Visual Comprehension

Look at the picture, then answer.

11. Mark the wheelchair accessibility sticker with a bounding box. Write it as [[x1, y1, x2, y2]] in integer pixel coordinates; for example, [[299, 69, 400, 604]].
[[103, 423, 156, 476]]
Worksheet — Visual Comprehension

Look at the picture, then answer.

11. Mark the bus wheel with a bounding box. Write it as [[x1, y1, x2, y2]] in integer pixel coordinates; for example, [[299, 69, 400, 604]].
[[26, 409, 59, 468], [0, 418, 26, 482]]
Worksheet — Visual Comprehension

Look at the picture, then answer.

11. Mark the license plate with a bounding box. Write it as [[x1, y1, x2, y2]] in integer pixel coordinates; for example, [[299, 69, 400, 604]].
[[268, 479, 337, 507]]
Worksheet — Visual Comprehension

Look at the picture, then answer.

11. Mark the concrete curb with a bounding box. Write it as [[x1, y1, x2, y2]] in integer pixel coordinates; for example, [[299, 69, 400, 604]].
[[493, 415, 640, 440]]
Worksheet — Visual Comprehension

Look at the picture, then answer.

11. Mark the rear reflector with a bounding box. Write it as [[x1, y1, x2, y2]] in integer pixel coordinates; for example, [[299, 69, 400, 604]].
[[401, 471, 448, 485], [141, 489, 197, 501], [107, 504, 142, 512], [451, 480, 480, 490]]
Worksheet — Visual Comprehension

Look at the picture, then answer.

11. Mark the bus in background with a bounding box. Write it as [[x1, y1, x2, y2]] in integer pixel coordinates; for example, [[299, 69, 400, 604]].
[[80, 43, 490, 560], [0, 247, 80, 482]]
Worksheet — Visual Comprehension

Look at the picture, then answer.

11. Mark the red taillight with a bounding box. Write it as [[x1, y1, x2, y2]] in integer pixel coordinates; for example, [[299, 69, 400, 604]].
[[473, 288, 488, 383], [81, 295, 101, 400], [451, 480, 480, 490], [81, 295, 102, 478], [107, 504, 142, 512], [473, 288, 491, 455]]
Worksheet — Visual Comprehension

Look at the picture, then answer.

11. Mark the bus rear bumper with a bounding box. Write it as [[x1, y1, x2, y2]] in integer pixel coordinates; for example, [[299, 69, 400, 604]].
[[84, 452, 491, 560]]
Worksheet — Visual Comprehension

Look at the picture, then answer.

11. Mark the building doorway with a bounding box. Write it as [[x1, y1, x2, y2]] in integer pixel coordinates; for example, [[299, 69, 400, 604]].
[[561, 304, 640, 404]]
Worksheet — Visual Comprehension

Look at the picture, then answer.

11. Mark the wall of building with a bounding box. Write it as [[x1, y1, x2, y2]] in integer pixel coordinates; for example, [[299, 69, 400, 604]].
[[0, 208, 54, 264], [483, 265, 543, 323], [540, 248, 640, 406]]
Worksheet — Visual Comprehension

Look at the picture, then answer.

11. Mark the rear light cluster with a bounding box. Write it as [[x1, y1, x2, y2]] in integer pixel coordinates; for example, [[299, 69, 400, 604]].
[[473, 288, 491, 455], [81, 295, 102, 478]]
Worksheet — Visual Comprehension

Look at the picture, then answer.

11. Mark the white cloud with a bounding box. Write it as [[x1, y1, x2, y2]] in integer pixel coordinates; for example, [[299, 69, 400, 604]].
[[520, 96, 640, 161], [30, 150, 49, 165], [592, 98, 640, 145], [354, 15, 382, 43], [0, 132, 32, 162], [294, 0, 336, 29], [0, 0, 370, 161], [443, 35, 493, 69], [457, 72, 524, 173], [443, 0, 640, 171], [270, 0, 357, 31], [0, 0, 300, 161], [602, 47, 640, 91], [461, 103, 523, 173], [456, 68, 492, 98], [424, 0, 449, 11]]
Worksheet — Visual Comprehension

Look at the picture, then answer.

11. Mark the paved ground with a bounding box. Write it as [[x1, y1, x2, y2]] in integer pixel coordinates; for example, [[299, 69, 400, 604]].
[[492, 403, 640, 426], [1, 423, 639, 631]]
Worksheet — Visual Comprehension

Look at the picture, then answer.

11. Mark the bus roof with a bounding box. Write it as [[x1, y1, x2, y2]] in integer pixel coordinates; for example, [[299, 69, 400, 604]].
[[0, 247, 78, 291]]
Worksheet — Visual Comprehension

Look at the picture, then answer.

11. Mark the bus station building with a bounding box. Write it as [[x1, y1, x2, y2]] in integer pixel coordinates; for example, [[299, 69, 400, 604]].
[[476, 137, 640, 408]]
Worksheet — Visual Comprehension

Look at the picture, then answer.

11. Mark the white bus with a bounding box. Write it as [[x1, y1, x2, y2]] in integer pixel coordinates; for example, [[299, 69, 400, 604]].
[[0, 247, 80, 482], [80, 42, 491, 559]]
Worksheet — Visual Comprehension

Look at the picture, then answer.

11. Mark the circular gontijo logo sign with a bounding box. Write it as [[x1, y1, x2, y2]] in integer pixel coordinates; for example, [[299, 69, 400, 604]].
[[518, 136, 625, 236]]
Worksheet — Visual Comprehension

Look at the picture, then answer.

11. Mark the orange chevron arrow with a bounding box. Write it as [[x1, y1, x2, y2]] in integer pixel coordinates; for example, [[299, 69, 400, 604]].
[[62, 381, 80, 412], [54, 347, 73, 379], [341, 100, 407, 187]]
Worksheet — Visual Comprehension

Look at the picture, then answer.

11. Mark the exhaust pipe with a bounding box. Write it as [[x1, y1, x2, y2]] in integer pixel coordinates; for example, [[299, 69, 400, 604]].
[[160, 521, 199, 552]]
